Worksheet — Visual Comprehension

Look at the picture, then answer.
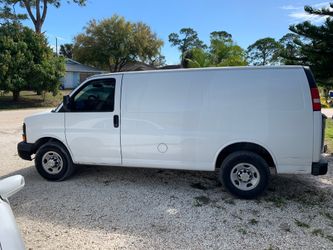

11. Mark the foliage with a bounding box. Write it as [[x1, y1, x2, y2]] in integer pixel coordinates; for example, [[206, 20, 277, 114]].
[[325, 119, 333, 153], [60, 43, 73, 58], [168, 28, 206, 64], [0, 2, 26, 21], [289, 2, 333, 89], [246, 37, 281, 65], [184, 31, 247, 68], [0, 22, 65, 100], [0, 0, 86, 32], [73, 15, 164, 72], [278, 33, 304, 65], [209, 31, 247, 66], [184, 48, 211, 68]]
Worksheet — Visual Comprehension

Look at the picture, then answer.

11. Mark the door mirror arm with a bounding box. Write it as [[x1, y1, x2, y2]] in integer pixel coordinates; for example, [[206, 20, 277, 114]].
[[63, 95, 72, 112]]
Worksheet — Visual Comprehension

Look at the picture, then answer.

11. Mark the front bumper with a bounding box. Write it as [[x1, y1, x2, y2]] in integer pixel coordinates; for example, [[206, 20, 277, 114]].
[[17, 141, 34, 161], [311, 158, 328, 175]]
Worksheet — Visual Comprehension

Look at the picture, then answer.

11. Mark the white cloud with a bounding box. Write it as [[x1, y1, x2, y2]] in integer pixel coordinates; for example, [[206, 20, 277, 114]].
[[281, 2, 332, 24], [289, 12, 328, 23], [281, 5, 301, 10]]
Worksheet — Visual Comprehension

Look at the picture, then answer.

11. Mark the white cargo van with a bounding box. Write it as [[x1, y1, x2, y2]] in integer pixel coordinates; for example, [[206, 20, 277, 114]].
[[18, 66, 328, 198]]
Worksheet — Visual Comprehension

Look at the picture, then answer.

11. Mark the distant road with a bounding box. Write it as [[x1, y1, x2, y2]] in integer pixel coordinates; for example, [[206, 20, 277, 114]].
[[322, 108, 333, 119]]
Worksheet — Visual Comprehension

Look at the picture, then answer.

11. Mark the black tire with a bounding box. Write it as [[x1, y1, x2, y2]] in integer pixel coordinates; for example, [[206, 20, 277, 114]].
[[35, 142, 75, 181], [219, 151, 270, 199]]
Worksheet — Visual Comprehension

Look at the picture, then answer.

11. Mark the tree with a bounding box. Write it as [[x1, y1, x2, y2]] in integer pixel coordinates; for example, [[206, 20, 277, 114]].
[[0, 2, 26, 21], [132, 21, 165, 67], [246, 38, 281, 65], [147, 54, 166, 67], [73, 15, 164, 72], [184, 48, 211, 68], [209, 31, 247, 66], [0, 22, 65, 100], [0, 0, 86, 33], [184, 31, 247, 68], [60, 43, 73, 58], [278, 33, 303, 65], [289, 3, 333, 88], [168, 28, 206, 65]]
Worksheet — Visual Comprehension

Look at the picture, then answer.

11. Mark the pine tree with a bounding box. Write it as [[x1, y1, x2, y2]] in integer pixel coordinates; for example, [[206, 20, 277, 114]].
[[289, 3, 333, 88]]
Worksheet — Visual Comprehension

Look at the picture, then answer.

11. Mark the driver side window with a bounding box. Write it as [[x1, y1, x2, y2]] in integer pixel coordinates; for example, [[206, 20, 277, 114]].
[[72, 78, 116, 112]]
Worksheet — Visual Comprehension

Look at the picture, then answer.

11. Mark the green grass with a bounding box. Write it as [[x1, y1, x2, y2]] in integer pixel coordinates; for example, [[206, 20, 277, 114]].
[[294, 219, 310, 228], [249, 218, 259, 225], [325, 119, 333, 153], [237, 228, 247, 235], [193, 195, 211, 207], [0, 90, 71, 110], [264, 196, 287, 208], [312, 229, 325, 237], [321, 211, 333, 221]]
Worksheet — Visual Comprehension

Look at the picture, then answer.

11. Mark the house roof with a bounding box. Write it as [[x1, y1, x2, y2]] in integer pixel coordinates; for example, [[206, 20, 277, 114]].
[[119, 61, 156, 72], [158, 64, 182, 70], [65, 59, 104, 73]]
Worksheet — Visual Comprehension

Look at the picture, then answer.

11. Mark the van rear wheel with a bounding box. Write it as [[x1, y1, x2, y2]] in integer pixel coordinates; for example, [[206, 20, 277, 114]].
[[35, 142, 74, 181], [219, 151, 270, 199]]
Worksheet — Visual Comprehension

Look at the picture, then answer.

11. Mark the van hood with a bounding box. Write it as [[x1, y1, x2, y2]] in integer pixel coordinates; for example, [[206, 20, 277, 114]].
[[24, 109, 53, 122]]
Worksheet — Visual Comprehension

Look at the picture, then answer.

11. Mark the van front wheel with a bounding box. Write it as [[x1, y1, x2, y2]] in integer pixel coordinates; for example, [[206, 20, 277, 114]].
[[35, 142, 74, 181], [219, 151, 270, 199]]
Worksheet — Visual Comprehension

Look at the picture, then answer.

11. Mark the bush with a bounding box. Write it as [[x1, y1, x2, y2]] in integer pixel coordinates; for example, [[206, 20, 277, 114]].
[[0, 22, 65, 101]]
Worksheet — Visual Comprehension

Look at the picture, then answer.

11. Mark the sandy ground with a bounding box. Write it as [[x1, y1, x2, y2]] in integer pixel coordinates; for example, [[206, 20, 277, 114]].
[[0, 108, 333, 250]]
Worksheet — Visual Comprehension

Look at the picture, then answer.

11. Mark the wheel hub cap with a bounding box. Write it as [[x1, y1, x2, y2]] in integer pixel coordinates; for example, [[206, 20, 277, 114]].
[[230, 163, 260, 191], [238, 170, 252, 182], [48, 159, 56, 168], [41, 151, 63, 175]]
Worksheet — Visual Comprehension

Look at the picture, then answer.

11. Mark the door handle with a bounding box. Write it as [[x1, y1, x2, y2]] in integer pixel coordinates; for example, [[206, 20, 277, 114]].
[[113, 115, 119, 128]]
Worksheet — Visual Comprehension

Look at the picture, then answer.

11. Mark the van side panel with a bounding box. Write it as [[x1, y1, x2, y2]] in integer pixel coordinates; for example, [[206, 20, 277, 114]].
[[121, 72, 208, 170], [121, 68, 313, 173]]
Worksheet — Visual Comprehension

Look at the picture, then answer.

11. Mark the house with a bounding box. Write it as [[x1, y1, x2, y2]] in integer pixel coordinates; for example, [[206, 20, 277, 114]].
[[158, 64, 182, 70], [119, 62, 182, 71], [60, 59, 182, 89], [119, 61, 156, 71], [61, 59, 104, 89]]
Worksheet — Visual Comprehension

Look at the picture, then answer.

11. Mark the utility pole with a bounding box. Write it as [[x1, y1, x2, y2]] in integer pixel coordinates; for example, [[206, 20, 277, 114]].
[[56, 37, 58, 56]]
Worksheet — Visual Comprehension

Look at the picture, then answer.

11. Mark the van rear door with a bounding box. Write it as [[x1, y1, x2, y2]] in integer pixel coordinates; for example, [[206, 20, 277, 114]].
[[65, 76, 122, 165], [303, 68, 325, 162]]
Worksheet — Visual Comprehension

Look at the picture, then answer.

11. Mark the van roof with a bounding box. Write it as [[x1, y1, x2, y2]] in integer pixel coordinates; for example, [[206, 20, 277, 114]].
[[90, 65, 307, 79]]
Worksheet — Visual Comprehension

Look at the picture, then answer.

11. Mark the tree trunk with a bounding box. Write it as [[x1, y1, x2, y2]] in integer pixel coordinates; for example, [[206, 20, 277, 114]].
[[13, 91, 20, 101], [23, 0, 47, 34], [35, 22, 42, 33], [36, 90, 42, 95], [42, 91, 46, 101]]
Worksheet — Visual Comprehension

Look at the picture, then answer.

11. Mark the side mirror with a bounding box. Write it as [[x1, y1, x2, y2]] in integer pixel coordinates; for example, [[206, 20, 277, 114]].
[[63, 95, 71, 112], [0, 175, 25, 199]]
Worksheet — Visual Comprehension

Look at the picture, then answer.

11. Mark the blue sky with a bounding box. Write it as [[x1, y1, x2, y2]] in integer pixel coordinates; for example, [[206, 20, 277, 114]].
[[19, 0, 331, 64]]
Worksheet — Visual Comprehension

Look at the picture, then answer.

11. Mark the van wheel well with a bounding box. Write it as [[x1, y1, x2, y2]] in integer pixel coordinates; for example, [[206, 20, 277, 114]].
[[215, 143, 276, 173], [33, 137, 68, 155]]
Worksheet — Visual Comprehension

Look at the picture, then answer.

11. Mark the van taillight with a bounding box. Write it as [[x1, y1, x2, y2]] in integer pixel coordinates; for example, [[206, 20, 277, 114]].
[[311, 87, 321, 111]]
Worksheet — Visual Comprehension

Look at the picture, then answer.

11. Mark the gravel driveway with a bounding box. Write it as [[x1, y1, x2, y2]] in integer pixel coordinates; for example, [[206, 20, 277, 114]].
[[0, 108, 333, 250]]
